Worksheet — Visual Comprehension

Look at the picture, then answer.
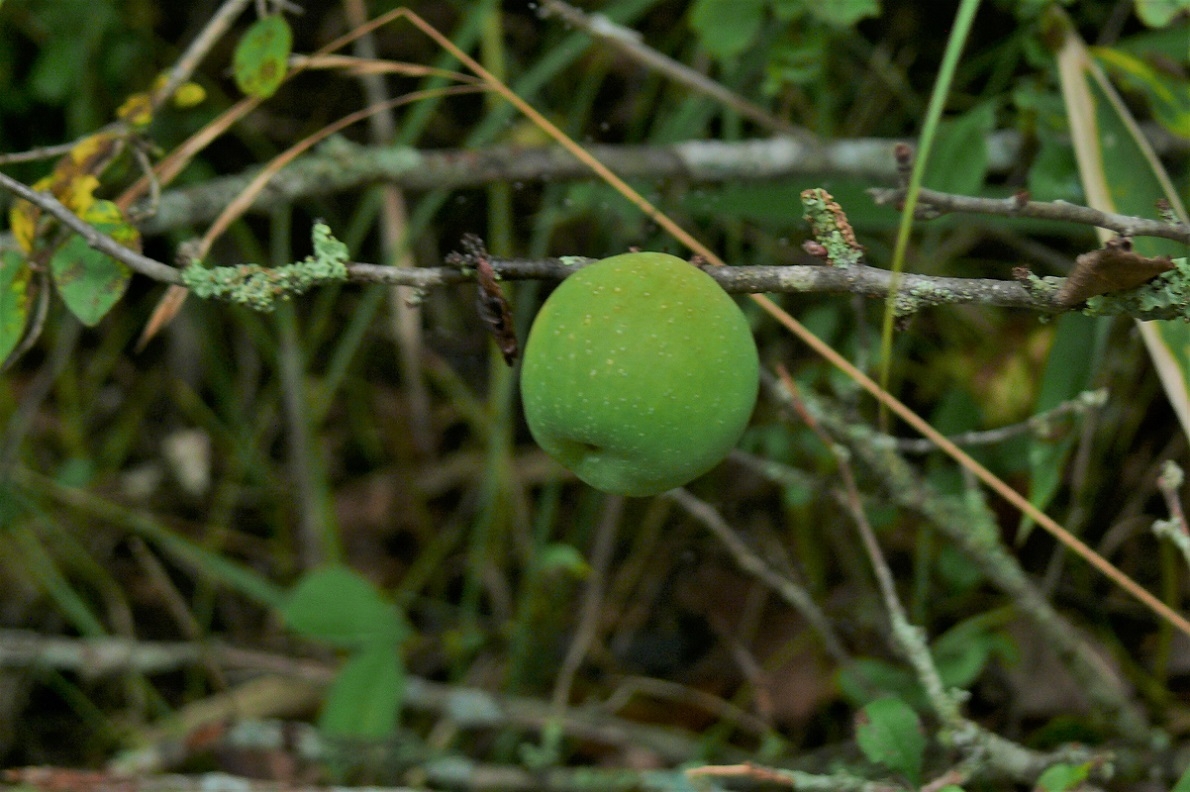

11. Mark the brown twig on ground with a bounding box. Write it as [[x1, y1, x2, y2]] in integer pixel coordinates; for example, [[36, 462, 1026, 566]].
[[0, 627, 732, 772]]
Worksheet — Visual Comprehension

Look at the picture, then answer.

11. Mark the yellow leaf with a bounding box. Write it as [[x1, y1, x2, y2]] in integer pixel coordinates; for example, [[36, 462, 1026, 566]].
[[172, 82, 206, 108], [64, 131, 121, 173], [117, 92, 154, 127], [61, 174, 99, 214], [8, 175, 54, 252]]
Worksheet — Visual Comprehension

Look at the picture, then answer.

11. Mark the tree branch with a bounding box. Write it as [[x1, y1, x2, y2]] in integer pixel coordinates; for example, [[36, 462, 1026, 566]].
[[123, 129, 1190, 236], [870, 186, 1190, 246], [347, 257, 1058, 308], [0, 170, 182, 285]]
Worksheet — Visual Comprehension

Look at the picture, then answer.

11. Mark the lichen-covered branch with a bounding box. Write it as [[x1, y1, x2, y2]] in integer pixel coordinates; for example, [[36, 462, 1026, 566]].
[[780, 384, 1155, 742], [181, 223, 349, 311], [122, 128, 1190, 236]]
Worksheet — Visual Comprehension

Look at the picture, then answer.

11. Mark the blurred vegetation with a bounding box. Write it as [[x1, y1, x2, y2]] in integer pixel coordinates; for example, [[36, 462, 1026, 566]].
[[1, 0, 1190, 789]]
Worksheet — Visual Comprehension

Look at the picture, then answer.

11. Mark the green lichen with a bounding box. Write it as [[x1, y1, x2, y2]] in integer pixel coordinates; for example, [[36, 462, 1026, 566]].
[[1084, 256, 1190, 321], [800, 188, 864, 267], [898, 280, 954, 316], [181, 223, 349, 312], [1020, 271, 1064, 302]]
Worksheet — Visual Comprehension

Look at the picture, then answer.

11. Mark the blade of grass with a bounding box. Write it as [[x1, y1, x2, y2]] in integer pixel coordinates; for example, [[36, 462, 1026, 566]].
[[878, 0, 983, 421]]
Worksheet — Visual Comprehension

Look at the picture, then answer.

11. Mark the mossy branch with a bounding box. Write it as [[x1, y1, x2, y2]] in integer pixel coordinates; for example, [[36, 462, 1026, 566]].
[[180, 223, 349, 312]]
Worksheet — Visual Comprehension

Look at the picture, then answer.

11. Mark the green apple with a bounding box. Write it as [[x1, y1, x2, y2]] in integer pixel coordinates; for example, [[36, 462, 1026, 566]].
[[520, 252, 759, 496]]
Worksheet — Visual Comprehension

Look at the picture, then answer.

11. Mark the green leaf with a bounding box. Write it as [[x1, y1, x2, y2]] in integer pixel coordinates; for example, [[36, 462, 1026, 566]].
[[282, 565, 409, 649], [51, 242, 130, 327], [1133, 0, 1190, 28], [805, 0, 881, 27], [0, 250, 31, 363], [689, 0, 766, 60], [1036, 761, 1091, 791], [538, 543, 591, 577], [233, 14, 292, 99], [1173, 760, 1190, 792], [923, 102, 996, 196], [855, 697, 925, 783], [319, 643, 404, 739], [50, 199, 138, 326], [931, 614, 1018, 690]]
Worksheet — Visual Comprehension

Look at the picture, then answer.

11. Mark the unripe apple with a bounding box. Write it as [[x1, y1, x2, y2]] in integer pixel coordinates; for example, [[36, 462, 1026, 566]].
[[520, 252, 759, 496]]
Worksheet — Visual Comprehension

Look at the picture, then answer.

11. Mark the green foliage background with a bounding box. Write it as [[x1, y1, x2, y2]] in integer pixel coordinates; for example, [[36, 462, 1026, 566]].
[[1, 0, 1190, 787]]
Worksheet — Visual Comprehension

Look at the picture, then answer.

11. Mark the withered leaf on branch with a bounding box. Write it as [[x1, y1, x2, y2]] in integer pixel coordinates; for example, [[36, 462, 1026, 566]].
[[1056, 237, 1174, 307], [462, 234, 518, 366]]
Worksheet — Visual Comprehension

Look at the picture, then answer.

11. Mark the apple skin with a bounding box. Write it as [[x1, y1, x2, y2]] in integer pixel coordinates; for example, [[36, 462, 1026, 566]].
[[520, 252, 759, 497]]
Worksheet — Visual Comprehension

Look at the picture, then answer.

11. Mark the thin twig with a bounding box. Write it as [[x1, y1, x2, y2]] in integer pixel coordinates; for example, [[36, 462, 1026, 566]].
[[0, 170, 182, 284], [0, 168, 1180, 323], [150, 0, 255, 110], [892, 389, 1108, 454], [763, 376, 1154, 740], [687, 762, 885, 791], [0, 140, 81, 166], [0, 626, 737, 771], [777, 367, 961, 725], [666, 488, 851, 666], [537, 0, 815, 141], [870, 186, 1190, 246], [348, 256, 1064, 309], [600, 675, 773, 738]]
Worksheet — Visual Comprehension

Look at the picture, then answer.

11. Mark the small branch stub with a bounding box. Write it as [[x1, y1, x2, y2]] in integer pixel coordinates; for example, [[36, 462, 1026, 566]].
[[800, 188, 864, 267]]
